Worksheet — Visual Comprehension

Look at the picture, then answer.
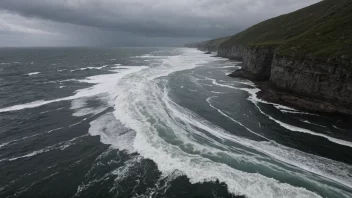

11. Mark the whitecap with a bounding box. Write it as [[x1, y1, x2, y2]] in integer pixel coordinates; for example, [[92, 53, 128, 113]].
[[3, 135, 87, 162], [209, 79, 352, 148], [70, 65, 108, 72], [89, 112, 136, 152], [302, 120, 327, 128], [0, 127, 63, 148], [108, 49, 332, 197], [333, 125, 348, 131], [26, 72, 40, 76], [0, 66, 147, 113]]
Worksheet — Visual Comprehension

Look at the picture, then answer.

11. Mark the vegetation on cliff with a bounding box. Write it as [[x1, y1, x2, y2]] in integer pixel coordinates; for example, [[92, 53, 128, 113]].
[[185, 36, 230, 51], [219, 0, 352, 59]]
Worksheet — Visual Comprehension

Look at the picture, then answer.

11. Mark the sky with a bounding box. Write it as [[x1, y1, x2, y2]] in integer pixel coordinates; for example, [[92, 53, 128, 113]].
[[0, 0, 320, 47]]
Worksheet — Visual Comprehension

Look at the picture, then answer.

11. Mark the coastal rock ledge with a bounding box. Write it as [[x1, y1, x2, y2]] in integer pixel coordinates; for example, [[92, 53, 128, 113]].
[[221, 45, 352, 115], [187, 0, 352, 115]]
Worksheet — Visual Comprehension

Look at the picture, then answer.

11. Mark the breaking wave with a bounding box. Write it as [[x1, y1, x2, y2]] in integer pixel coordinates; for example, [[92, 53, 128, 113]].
[[74, 48, 352, 198]]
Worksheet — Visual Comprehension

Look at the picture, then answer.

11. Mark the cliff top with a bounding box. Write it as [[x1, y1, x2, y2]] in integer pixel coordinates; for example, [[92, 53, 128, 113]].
[[185, 36, 231, 51], [220, 0, 352, 59]]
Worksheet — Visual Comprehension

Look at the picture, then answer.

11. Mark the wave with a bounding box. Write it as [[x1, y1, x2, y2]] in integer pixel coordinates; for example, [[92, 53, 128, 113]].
[[0, 135, 87, 163], [16, 48, 345, 197], [206, 96, 269, 141], [302, 120, 327, 128], [209, 78, 311, 114], [333, 125, 348, 131], [205, 94, 352, 190], [0, 127, 63, 149], [70, 65, 108, 72], [0, 65, 147, 113], [88, 112, 136, 152], [0, 99, 73, 113], [0, 62, 20, 65], [220, 66, 238, 69], [207, 79, 352, 148], [101, 48, 348, 197], [26, 72, 40, 76], [134, 55, 170, 59]]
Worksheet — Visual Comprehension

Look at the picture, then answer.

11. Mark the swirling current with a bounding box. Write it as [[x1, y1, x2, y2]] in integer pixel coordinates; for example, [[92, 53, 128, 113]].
[[0, 47, 352, 198]]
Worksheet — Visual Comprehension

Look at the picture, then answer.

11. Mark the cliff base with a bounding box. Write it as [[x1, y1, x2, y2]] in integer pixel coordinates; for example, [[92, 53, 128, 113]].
[[257, 82, 352, 116]]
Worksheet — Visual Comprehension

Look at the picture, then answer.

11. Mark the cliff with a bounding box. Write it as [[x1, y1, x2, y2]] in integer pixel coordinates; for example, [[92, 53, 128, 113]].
[[267, 56, 352, 114], [196, 0, 352, 114], [220, 0, 352, 58]]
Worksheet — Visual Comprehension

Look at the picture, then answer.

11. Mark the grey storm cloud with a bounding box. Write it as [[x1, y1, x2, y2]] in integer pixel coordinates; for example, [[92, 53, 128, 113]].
[[0, 0, 320, 46]]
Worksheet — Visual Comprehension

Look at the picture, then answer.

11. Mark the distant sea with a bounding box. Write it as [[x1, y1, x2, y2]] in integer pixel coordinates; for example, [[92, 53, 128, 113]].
[[0, 47, 351, 198]]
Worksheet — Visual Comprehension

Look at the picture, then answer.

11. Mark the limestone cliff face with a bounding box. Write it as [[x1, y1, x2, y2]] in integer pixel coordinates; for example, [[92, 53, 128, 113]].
[[270, 56, 352, 108], [242, 46, 275, 81], [218, 46, 275, 81], [219, 45, 352, 114], [217, 45, 245, 60], [196, 0, 352, 114]]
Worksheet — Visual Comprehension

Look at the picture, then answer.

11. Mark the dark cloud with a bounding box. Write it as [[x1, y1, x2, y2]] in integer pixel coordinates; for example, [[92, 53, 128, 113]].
[[0, 0, 320, 46]]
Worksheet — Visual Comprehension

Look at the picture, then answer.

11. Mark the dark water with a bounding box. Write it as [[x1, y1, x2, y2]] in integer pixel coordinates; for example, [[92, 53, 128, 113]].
[[0, 47, 351, 198]]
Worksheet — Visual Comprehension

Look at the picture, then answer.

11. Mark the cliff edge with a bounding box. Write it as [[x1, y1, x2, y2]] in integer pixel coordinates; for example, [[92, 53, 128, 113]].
[[189, 0, 352, 115], [185, 36, 231, 52]]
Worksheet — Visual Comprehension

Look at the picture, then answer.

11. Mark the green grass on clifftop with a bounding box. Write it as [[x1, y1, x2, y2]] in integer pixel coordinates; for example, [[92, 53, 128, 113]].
[[185, 36, 231, 51], [220, 0, 352, 59]]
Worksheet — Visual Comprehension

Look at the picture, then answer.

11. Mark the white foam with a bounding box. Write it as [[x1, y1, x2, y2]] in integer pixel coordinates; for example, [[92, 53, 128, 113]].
[[208, 78, 304, 112], [115, 95, 322, 197], [2, 135, 87, 162], [206, 96, 269, 141], [209, 79, 352, 148], [210, 91, 226, 94], [39, 110, 50, 114], [302, 120, 327, 128], [107, 49, 331, 197], [0, 127, 63, 148], [257, 104, 352, 148], [74, 154, 142, 197], [281, 110, 317, 115], [26, 72, 40, 76], [332, 125, 348, 131], [0, 66, 147, 113], [205, 94, 352, 189], [0, 100, 59, 113], [220, 66, 237, 68], [70, 65, 108, 72], [88, 112, 135, 152], [9, 48, 345, 197], [135, 55, 169, 58], [0, 142, 10, 148], [256, 141, 352, 190], [0, 62, 20, 65], [0, 99, 70, 113], [188, 88, 197, 92]]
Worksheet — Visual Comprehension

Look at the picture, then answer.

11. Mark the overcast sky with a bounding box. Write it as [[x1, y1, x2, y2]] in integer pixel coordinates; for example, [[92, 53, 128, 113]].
[[0, 0, 320, 47]]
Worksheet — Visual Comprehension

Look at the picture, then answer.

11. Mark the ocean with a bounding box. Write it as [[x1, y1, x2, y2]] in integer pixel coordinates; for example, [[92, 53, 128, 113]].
[[0, 47, 351, 198]]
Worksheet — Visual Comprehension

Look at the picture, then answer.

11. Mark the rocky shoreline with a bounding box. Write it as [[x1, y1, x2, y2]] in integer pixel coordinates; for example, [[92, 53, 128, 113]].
[[226, 57, 352, 116], [186, 0, 352, 116], [257, 83, 352, 116]]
